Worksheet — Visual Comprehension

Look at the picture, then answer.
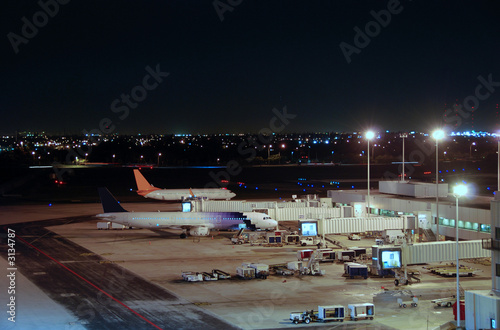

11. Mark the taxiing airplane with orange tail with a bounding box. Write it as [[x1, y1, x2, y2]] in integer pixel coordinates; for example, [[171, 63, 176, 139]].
[[133, 169, 236, 201]]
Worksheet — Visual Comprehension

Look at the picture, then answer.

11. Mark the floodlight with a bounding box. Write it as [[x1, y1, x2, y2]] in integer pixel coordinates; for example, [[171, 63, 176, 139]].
[[365, 131, 375, 140], [432, 129, 445, 140], [453, 184, 467, 197]]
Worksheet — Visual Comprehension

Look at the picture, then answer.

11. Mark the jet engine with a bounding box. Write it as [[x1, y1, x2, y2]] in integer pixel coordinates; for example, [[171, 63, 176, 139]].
[[189, 226, 210, 236]]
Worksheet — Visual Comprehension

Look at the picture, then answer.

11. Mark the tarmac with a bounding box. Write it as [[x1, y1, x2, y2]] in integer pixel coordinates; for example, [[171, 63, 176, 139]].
[[0, 202, 493, 329]]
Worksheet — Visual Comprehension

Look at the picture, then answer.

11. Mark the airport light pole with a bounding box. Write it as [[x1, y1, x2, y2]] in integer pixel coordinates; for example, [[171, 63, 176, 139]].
[[469, 142, 476, 159], [280, 144, 285, 164], [400, 133, 408, 182], [453, 184, 467, 329], [432, 129, 445, 241], [157, 153, 162, 167], [365, 131, 375, 216]]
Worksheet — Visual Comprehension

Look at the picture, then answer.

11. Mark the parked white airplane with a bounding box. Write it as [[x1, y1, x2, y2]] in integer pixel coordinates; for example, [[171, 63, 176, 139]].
[[96, 188, 276, 238], [133, 169, 236, 201]]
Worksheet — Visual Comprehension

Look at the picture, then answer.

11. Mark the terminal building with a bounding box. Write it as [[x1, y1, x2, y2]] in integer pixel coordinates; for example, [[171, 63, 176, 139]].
[[189, 180, 498, 328], [327, 181, 491, 241], [466, 193, 500, 329]]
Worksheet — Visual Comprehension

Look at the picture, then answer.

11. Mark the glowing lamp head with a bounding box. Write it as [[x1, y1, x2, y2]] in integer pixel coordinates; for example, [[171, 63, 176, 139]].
[[432, 129, 445, 140], [365, 131, 375, 140], [453, 184, 467, 197]]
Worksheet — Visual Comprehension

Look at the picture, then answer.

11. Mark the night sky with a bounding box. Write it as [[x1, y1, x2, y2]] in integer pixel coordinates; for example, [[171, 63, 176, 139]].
[[2, 1, 500, 135]]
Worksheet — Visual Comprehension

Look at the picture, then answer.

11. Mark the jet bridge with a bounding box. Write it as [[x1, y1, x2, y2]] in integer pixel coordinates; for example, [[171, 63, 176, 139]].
[[404, 240, 490, 264]]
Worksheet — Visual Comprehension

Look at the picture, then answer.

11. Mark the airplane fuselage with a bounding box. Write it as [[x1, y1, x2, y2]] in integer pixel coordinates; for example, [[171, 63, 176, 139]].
[[96, 211, 277, 231], [143, 189, 235, 201]]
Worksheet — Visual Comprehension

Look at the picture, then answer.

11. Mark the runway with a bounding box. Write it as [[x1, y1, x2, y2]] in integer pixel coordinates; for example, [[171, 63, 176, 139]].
[[0, 216, 238, 330]]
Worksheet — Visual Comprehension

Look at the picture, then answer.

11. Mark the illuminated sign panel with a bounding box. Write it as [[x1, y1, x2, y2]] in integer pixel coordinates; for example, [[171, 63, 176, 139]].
[[381, 250, 401, 269], [299, 222, 318, 236], [181, 202, 192, 212]]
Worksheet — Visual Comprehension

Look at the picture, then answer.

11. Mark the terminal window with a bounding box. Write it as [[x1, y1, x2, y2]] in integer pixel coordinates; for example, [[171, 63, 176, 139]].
[[496, 264, 500, 277]]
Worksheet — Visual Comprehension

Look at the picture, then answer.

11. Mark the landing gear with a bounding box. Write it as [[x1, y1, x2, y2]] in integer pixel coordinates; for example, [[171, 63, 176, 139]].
[[180, 231, 187, 239]]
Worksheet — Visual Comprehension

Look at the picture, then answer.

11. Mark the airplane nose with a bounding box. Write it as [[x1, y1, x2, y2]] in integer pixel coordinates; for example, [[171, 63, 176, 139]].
[[269, 220, 278, 228]]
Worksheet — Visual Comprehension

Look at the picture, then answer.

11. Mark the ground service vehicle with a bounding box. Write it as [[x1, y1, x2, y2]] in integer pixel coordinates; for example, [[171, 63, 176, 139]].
[[398, 297, 418, 308], [431, 296, 459, 307], [299, 236, 324, 247], [290, 305, 345, 324], [348, 234, 360, 240], [181, 272, 203, 282], [348, 303, 375, 321], [248, 263, 269, 279], [236, 266, 255, 279]]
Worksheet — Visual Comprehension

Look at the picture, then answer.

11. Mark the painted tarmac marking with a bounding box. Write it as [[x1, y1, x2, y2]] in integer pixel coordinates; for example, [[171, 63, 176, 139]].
[[15, 234, 163, 330]]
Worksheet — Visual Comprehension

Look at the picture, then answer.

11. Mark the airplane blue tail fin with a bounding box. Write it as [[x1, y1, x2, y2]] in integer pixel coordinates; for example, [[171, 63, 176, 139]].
[[98, 187, 128, 213]]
